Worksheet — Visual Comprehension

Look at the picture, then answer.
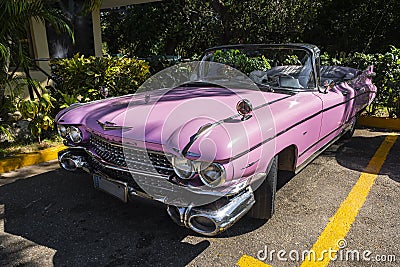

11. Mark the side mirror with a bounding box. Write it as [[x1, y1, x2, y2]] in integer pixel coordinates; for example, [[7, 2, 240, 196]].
[[319, 79, 335, 94]]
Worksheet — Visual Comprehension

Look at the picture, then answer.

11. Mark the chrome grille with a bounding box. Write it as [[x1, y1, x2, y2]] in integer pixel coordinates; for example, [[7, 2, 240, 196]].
[[89, 134, 174, 175], [87, 156, 142, 191]]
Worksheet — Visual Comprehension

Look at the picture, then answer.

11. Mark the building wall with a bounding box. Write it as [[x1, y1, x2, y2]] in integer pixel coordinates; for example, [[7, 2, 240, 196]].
[[8, 18, 52, 99], [92, 7, 103, 57], [8, 71, 51, 99], [29, 18, 51, 73]]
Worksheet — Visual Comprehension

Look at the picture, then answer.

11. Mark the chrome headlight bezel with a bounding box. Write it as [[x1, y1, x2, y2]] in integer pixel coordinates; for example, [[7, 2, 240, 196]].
[[66, 126, 82, 143], [198, 162, 226, 188], [172, 156, 195, 179], [57, 124, 67, 138]]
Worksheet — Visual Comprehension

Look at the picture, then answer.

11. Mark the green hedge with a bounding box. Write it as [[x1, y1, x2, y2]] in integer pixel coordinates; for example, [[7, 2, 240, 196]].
[[51, 49, 399, 118], [210, 49, 271, 76], [321, 46, 400, 118], [50, 54, 151, 108]]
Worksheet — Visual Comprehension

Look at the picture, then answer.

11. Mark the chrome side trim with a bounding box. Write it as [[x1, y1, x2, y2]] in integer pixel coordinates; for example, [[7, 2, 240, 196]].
[[225, 90, 376, 163], [298, 115, 355, 158], [182, 94, 292, 156], [295, 127, 347, 174]]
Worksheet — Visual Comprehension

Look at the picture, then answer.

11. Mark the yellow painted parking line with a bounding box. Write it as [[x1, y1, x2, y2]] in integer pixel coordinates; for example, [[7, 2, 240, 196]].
[[237, 134, 397, 267], [237, 254, 273, 267], [300, 134, 398, 267]]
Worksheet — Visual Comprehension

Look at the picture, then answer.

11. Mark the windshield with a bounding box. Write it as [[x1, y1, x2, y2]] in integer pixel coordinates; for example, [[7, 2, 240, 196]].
[[202, 46, 316, 90]]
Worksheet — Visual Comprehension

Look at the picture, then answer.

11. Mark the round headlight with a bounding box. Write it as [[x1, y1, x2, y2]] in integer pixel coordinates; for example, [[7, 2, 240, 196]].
[[199, 162, 226, 187], [67, 126, 82, 143], [57, 124, 67, 138], [172, 157, 195, 179]]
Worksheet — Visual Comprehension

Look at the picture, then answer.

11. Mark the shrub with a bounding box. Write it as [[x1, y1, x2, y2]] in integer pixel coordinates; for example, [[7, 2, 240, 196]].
[[144, 55, 181, 74], [0, 77, 26, 141], [17, 89, 56, 143], [0, 95, 17, 140], [50, 54, 151, 108], [210, 49, 271, 76]]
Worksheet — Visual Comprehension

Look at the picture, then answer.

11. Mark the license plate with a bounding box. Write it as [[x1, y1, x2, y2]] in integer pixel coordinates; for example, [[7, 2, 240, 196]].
[[93, 174, 128, 202]]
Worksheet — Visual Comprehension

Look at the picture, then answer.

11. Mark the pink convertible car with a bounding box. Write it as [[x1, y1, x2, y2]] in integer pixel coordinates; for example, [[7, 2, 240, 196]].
[[56, 44, 376, 236]]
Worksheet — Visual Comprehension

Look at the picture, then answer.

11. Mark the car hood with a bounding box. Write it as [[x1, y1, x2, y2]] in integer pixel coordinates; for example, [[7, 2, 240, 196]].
[[57, 86, 288, 160]]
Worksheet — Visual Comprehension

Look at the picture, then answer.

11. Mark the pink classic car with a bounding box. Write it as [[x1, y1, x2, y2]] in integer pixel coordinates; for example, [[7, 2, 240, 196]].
[[56, 44, 376, 236]]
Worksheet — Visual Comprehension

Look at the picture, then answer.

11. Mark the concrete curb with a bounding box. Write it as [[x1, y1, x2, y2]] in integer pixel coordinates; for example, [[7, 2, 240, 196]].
[[0, 145, 66, 174], [357, 115, 400, 131]]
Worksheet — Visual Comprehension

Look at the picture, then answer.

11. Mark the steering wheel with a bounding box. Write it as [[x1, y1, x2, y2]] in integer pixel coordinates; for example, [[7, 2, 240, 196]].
[[270, 73, 294, 79], [264, 73, 294, 84]]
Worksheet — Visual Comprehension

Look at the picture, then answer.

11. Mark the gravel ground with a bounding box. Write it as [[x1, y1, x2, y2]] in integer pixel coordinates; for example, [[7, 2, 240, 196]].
[[0, 128, 398, 267]]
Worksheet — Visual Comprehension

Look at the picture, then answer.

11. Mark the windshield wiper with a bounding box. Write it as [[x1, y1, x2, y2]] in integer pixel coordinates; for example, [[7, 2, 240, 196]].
[[255, 83, 275, 92]]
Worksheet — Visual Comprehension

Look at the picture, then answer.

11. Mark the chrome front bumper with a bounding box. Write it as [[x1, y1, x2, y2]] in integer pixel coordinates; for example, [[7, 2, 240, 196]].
[[58, 148, 256, 236]]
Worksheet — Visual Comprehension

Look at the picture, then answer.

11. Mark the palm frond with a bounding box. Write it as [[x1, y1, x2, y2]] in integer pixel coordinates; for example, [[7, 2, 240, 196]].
[[1, 0, 74, 96], [82, 0, 104, 14], [0, 44, 9, 64]]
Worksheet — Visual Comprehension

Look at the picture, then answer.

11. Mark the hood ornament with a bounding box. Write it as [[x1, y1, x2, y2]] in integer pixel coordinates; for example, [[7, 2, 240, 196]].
[[96, 120, 132, 131]]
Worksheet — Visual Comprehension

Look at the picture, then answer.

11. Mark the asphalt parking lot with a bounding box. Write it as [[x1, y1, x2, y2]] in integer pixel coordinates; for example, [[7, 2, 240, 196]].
[[0, 128, 399, 267]]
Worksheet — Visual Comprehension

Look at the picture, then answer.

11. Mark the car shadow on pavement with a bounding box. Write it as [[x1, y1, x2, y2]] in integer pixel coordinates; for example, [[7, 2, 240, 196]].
[[0, 168, 266, 266], [334, 134, 400, 183]]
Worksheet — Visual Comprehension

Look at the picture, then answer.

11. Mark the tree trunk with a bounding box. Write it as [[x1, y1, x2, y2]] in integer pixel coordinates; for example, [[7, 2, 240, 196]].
[[165, 37, 178, 55], [209, 0, 233, 44]]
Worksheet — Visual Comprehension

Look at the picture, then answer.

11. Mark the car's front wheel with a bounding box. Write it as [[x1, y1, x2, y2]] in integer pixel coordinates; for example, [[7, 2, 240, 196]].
[[247, 155, 278, 219]]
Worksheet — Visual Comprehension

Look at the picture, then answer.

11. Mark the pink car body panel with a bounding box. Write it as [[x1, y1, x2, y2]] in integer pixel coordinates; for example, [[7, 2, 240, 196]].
[[57, 66, 376, 183]]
